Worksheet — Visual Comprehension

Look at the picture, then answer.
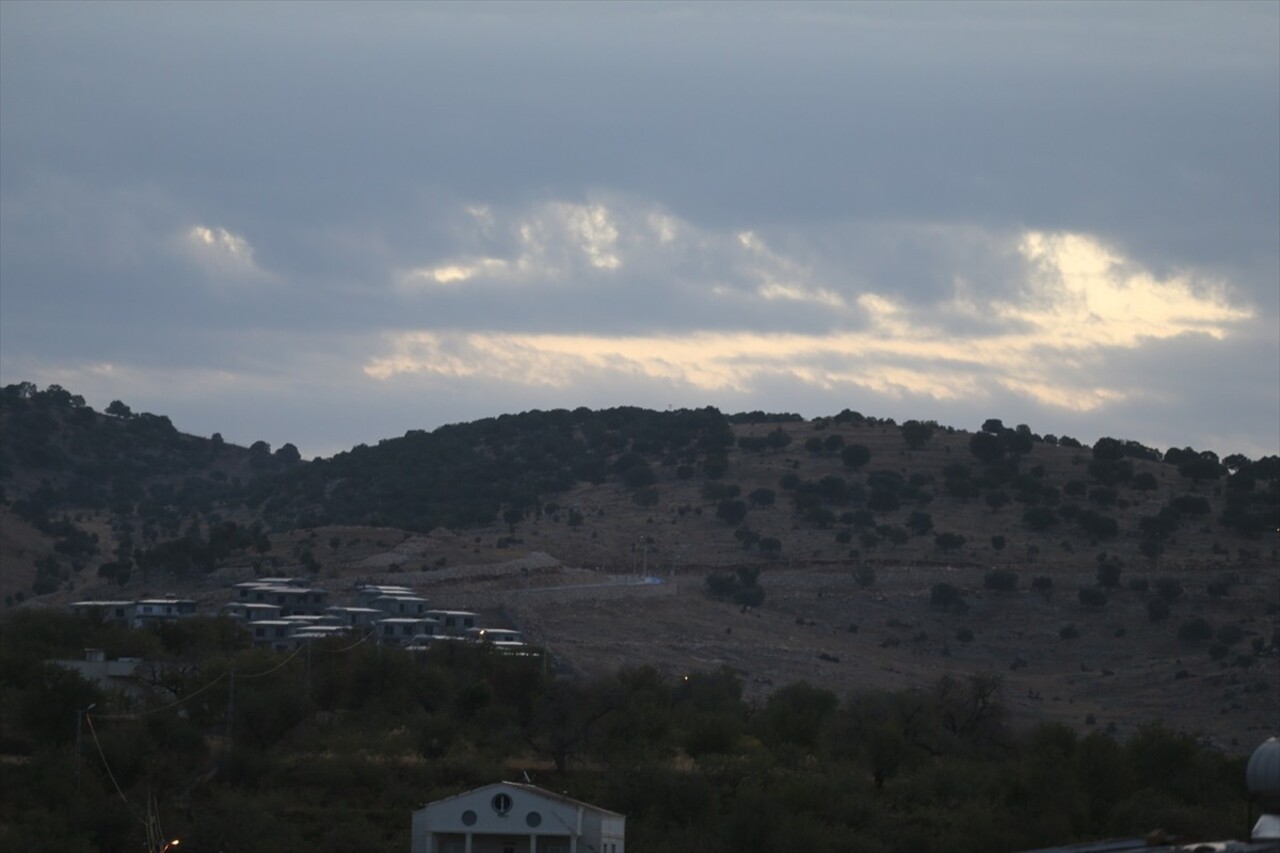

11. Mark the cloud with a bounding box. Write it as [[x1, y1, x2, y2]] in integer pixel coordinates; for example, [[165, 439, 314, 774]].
[[181, 224, 269, 281], [366, 228, 1253, 419], [2, 3, 1274, 458]]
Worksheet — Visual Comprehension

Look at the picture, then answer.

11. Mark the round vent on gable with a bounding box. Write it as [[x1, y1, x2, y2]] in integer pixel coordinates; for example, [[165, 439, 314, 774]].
[[461, 809, 477, 826], [492, 793, 513, 815], [526, 811, 542, 828]]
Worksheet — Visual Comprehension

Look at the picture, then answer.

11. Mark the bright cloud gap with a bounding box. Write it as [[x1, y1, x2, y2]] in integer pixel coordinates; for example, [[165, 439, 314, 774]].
[[370, 218, 1252, 416]]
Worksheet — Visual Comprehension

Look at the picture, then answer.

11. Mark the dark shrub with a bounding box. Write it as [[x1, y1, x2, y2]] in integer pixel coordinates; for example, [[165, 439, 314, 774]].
[[1078, 588, 1108, 608], [930, 583, 962, 608], [1177, 618, 1213, 643], [1216, 624, 1245, 646], [1155, 578, 1184, 603], [983, 569, 1019, 591], [1059, 624, 1080, 640], [1146, 598, 1171, 622]]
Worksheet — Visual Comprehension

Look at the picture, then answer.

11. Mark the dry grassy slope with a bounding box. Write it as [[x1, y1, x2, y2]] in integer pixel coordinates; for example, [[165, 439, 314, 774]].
[[6, 417, 1277, 753], [468, 420, 1278, 753], [494, 420, 1262, 573]]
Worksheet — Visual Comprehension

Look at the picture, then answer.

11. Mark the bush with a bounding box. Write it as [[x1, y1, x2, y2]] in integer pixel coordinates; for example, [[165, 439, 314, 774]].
[[1096, 562, 1122, 589], [852, 566, 876, 588], [1128, 578, 1149, 593], [1177, 618, 1213, 643], [956, 627, 975, 643], [1216, 624, 1245, 646], [716, 499, 747, 526], [930, 582, 962, 608], [1078, 588, 1108, 608], [1031, 576, 1053, 600], [983, 570, 1019, 591], [1155, 578, 1184, 603], [1206, 577, 1232, 598], [1146, 598, 1171, 623], [1059, 624, 1080, 640]]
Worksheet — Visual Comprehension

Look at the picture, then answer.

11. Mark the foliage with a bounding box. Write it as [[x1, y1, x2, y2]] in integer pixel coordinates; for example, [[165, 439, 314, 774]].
[[983, 570, 1019, 591], [0, 610, 1255, 853], [1176, 618, 1213, 643], [930, 583, 963, 608], [1077, 588, 1108, 609], [705, 566, 765, 607], [900, 420, 937, 450]]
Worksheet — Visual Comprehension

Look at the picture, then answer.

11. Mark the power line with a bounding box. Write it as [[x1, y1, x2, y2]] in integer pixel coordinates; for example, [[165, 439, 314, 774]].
[[85, 712, 129, 805]]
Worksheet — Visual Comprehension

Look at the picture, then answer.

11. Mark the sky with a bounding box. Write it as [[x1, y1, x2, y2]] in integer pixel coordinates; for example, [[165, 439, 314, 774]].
[[1, 1, 1277, 460]]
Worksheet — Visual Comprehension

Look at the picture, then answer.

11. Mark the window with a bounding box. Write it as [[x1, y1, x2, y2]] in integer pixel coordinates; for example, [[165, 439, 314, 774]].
[[491, 792, 512, 815]]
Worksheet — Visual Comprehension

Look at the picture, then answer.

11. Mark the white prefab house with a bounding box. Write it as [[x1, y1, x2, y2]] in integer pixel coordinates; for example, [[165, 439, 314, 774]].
[[373, 595, 430, 617], [410, 782, 625, 853], [223, 602, 284, 622], [424, 610, 479, 635], [380, 617, 439, 645], [326, 605, 384, 628], [69, 601, 135, 624]]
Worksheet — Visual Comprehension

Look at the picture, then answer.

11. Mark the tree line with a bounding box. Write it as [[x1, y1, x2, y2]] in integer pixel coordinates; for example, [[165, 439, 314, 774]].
[[0, 610, 1253, 853]]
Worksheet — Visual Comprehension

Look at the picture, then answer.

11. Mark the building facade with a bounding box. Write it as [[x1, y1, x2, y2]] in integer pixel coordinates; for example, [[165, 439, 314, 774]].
[[410, 782, 624, 853]]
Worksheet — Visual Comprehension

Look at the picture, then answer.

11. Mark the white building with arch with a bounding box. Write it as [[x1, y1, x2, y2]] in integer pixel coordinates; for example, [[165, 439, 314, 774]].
[[410, 782, 624, 853]]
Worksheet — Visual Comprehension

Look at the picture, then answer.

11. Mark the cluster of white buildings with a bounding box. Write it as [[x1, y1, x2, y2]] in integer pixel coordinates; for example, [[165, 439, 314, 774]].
[[224, 578, 511, 651], [70, 579, 525, 654]]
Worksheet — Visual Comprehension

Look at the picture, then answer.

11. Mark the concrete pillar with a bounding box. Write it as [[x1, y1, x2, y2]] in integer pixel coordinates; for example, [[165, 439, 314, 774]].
[[464, 832, 472, 853], [529, 834, 537, 853]]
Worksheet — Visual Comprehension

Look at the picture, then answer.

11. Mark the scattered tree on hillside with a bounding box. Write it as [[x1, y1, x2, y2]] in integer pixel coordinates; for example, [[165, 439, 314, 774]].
[[900, 419, 936, 450], [840, 443, 871, 470]]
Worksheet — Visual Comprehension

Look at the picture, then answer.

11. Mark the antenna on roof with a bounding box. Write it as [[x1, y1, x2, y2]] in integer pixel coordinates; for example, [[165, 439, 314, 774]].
[[522, 770, 531, 783]]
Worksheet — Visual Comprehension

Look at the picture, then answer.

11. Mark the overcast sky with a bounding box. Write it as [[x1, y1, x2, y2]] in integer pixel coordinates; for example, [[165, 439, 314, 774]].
[[2, 1, 1277, 460]]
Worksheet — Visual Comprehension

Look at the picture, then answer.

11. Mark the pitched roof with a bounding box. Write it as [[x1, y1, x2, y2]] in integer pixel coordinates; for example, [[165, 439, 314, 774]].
[[418, 781, 624, 818]]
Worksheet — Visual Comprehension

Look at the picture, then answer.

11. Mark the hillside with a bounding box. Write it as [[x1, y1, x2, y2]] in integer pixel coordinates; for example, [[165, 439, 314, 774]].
[[1, 381, 1277, 750]]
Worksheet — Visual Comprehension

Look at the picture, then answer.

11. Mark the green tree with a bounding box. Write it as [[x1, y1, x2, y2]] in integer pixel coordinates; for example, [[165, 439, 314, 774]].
[[840, 444, 871, 470], [105, 399, 133, 419], [900, 419, 936, 450]]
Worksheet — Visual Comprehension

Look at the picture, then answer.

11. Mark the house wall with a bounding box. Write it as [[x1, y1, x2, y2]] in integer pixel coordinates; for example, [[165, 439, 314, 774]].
[[411, 785, 621, 853]]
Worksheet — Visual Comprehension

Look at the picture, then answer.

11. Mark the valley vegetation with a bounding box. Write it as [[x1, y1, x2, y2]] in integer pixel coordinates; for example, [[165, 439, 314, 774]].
[[0, 608, 1255, 853]]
